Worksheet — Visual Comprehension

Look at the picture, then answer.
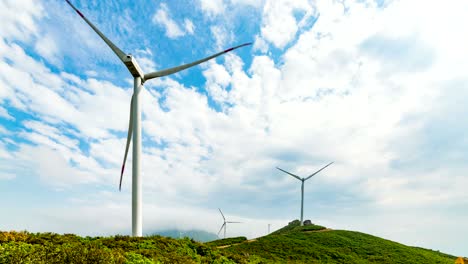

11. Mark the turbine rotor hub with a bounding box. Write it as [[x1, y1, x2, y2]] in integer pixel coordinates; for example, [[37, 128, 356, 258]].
[[123, 55, 145, 79]]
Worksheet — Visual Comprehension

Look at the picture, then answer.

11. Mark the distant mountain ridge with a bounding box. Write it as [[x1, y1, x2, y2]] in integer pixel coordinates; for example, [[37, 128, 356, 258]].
[[149, 229, 218, 242]]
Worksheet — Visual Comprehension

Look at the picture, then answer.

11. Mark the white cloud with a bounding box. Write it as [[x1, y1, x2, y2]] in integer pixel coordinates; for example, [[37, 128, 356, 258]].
[[200, 0, 263, 17], [23, 120, 80, 151], [230, 0, 264, 8], [85, 70, 98, 77], [0, 124, 8, 135], [203, 61, 231, 102], [184, 19, 195, 34], [0, 0, 43, 41], [34, 33, 60, 66], [199, 0, 226, 17], [259, 0, 316, 49], [0, 105, 14, 120], [152, 4, 186, 39], [210, 25, 233, 49], [134, 48, 157, 73]]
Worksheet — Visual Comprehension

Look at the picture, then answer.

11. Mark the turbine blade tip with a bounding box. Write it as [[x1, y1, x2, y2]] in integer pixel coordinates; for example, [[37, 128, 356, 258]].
[[223, 42, 252, 53]]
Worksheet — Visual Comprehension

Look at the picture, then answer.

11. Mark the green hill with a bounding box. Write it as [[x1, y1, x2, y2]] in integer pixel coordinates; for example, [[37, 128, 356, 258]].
[[217, 220, 456, 263], [0, 221, 458, 263]]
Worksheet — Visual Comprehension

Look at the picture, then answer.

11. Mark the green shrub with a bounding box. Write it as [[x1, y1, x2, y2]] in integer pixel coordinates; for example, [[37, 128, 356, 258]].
[[205, 237, 247, 247]]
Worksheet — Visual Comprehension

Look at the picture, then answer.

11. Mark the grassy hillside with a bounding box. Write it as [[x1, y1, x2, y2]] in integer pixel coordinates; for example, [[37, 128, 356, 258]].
[[218, 221, 456, 263], [205, 236, 247, 247], [0, 221, 458, 263]]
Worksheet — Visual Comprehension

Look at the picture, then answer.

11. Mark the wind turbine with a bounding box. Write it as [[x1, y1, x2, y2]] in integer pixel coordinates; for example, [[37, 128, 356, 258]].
[[276, 162, 333, 226], [217, 208, 241, 239], [65, 0, 251, 237]]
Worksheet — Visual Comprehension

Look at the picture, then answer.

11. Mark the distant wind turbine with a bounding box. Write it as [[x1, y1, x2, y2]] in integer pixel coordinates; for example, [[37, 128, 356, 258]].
[[65, 0, 251, 237], [276, 162, 333, 226], [217, 208, 241, 239]]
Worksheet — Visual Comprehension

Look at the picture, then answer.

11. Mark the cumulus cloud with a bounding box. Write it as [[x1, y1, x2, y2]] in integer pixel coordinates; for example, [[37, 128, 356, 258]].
[[210, 25, 233, 49], [199, 0, 226, 17], [0, 0, 44, 41], [199, 0, 263, 17], [184, 19, 195, 34], [153, 4, 190, 39], [259, 0, 316, 49]]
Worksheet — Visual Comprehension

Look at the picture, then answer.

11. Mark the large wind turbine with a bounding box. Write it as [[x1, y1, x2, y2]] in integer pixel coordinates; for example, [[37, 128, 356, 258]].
[[65, 0, 251, 237], [217, 208, 241, 239], [276, 162, 333, 226]]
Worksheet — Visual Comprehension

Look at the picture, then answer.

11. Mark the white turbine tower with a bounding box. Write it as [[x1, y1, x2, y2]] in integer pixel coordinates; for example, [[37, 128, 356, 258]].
[[276, 162, 333, 226], [65, 0, 251, 237], [217, 208, 241, 239]]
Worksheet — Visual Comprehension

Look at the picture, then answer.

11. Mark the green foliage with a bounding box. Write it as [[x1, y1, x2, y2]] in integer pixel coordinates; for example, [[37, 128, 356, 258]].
[[124, 252, 155, 264], [205, 237, 247, 247], [0, 224, 457, 264], [269, 220, 325, 235], [218, 227, 456, 263], [0, 231, 225, 263]]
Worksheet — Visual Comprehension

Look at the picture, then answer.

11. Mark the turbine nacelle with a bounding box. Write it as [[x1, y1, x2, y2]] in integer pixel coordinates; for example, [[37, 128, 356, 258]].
[[123, 55, 145, 79]]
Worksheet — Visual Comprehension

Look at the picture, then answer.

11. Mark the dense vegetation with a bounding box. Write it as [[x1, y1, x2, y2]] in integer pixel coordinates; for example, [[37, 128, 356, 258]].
[[0, 221, 458, 263], [205, 237, 247, 247], [219, 221, 456, 263], [0, 231, 231, 263]]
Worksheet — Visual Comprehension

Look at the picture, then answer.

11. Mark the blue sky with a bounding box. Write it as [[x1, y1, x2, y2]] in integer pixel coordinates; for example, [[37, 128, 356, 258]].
[[1, 0, 468, 257]]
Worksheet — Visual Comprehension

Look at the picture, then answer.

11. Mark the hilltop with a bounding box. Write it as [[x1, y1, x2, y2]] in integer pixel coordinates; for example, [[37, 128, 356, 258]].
[[0, 221, 457, 263], [215, 220, 456, 263]]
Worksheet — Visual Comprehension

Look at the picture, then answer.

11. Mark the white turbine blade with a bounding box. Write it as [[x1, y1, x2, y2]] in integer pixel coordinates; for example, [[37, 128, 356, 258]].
[[217, 223, 226, 236], [65, 0, 126, 62], [276, 167, 302, 181], [119, 95, 134, 191], [304, 161, 334, 181], [144, 42, 252, 80], [218, 208, 226, 221], [226, 221, 242, 223]]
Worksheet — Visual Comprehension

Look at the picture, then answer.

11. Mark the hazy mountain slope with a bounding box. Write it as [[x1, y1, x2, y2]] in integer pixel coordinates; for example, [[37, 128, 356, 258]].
[[150, 229, 218, 242]]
